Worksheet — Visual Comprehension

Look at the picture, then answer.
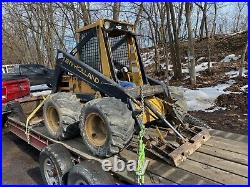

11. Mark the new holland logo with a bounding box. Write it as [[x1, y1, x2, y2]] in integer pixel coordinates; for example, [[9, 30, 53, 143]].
[[65, 60, 100, 84]]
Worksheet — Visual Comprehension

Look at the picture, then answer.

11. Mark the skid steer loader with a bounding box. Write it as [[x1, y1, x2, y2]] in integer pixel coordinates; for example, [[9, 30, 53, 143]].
[[43, 19, 210, 166]]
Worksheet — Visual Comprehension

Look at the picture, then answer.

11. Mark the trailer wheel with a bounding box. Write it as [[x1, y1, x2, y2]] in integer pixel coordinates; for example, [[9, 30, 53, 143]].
[[79, 97, 134, 157], [67, 160, 116, 184], [39, 144, 73, 185], [43, 92, 81, 140]]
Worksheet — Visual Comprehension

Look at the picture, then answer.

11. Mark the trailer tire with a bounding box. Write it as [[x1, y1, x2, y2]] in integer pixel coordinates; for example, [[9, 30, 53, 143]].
[[43, 92, 81, 140], [67, 160, 116, 184], [39, 144, 73, 185], [79, 97, 134, 157]]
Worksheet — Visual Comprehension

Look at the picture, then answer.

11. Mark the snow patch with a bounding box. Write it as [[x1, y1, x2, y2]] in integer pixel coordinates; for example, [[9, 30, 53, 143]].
[[160, 63, 173, 70], [225, 68, 248, 78], [204, 107, 227, 113], [141, 51, 155, 67], [228, 30, 246, 36], [180, 80, 235, 111], [182, 61, 216, 74], [221, 54, 241, 63], [241, 85, 248, 93]]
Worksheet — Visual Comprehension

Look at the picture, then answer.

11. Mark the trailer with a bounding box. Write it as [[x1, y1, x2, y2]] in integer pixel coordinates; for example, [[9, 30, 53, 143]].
[[4, 95, 248, 185]]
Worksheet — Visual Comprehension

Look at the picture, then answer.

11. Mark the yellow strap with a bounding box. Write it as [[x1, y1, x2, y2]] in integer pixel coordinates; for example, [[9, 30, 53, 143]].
[[25, 95, 49, 141]]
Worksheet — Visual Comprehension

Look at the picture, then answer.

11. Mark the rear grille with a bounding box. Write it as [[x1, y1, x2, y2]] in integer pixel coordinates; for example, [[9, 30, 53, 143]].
[[108, 35, 130, 69]]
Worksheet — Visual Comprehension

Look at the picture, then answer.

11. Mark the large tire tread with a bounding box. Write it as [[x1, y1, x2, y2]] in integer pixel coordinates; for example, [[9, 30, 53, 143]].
[[39, 144, 73, 184], [80, 97, 134, 157], [67, 160, 116, 184], [43, 92, 81, 140]]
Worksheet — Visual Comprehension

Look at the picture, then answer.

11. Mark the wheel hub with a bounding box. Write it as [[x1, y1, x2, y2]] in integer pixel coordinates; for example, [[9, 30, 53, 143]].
[[44, 158, 60, 184], [46, 106, 60, 132], [85, 113, 108, 147]]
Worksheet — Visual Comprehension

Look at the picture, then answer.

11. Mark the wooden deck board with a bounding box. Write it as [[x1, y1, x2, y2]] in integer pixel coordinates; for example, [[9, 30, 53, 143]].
[[188, 152, 247, 177], [197, 145, 248, 166], [209, 129, 248, 143], [8, 117, 248, 184], [178, 159, 247, 184], [205, 136, 248, 155], [120, 150, 218, 184]]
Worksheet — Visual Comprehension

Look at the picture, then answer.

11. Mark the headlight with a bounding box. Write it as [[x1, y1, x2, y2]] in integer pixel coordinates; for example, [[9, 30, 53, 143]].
[[104, 21, 110, 29]]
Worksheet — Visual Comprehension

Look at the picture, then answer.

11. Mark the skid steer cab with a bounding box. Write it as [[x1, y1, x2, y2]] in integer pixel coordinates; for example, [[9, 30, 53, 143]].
[[38, 19, 210, 167]]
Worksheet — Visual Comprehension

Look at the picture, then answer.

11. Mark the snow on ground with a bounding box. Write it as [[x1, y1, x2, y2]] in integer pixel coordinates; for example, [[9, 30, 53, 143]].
[[204, 106, 227, 113], [141, 51, 155, 67], [241, 85, 248, 93], [160, 63, 173, 70], [221, 54, 241, 63], [225, 68, 248, 78], [144, 59, 155, 67], [177, 80, 235, 111], [182, 61, 217, 74], [30, 84, 50, 91], [228, 30, 246, 36]]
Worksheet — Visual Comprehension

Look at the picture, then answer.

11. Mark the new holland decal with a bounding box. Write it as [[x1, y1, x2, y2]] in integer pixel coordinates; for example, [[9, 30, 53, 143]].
[[65, 59, 100, 84]]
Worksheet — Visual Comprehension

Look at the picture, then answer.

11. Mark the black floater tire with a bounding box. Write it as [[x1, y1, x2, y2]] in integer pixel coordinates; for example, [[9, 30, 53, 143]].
[[43, 92, 81, 140], [79, 97, 135, 157], [67, 160, 117, 184], [39, 144, 73, 185]]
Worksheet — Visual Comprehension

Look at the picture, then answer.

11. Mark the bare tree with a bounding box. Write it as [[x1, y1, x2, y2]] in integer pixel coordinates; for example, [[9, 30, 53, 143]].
[[112, 2, 121, 21], [165, 2, 183, 79], [196, 2, 208, 39], [234, 2, 247, 32], [79, 2, 91, 25], [134, 3, 144, 29], [185, 3, 196, 85], [211, 3, 217, 37]]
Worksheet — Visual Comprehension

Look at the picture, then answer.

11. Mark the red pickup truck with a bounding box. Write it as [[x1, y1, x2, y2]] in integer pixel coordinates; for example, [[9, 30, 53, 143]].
[[2, 75, 30, 115]]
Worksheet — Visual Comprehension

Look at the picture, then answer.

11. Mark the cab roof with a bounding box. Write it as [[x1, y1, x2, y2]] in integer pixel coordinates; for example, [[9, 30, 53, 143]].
[[76, 19, 134, 33]]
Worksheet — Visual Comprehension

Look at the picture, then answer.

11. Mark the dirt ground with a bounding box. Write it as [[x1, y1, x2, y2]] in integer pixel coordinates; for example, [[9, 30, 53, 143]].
[[175, 61, 247, 135], [145, 32, 248, 135]]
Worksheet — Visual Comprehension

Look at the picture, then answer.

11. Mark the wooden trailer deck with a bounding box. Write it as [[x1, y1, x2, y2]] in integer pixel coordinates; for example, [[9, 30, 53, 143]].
[[7, 116, 248, 185]]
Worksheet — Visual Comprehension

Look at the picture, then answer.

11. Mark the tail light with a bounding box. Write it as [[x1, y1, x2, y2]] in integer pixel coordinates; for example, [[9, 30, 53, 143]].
[[2, 86, 7, 104]]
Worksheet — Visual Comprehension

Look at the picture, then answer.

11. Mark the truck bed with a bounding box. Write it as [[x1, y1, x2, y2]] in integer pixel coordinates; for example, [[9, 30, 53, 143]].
[[7, 116, 248, 184]]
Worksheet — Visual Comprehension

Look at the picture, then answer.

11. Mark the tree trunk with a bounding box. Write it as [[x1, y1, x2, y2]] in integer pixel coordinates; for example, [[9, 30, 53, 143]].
[[211, 3, 217, 37], [167, 2, 182, 79], [79, 2, 91, 25], [148, 18, 159, 73], [199, 3, 207, 39], [194, 8, 200, 38], [113, 2, 121, 21], [134, 3, 144, 29], [185, 3, 196, 85], [165, 3, 178, 79], [239, 42, 248, 77]]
